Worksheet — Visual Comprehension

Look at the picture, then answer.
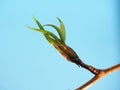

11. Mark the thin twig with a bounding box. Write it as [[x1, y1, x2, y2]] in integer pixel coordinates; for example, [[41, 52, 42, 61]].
[[77, 59, 100, 75], [76, 64, 120, 90]]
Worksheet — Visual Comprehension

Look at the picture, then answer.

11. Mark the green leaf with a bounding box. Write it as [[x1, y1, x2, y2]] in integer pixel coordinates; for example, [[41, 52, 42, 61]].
[[57, 17, 66, 43], [33, 16, 44, 30], [26, 25, 40, 32], [41, 30, 60, 44], [44, 34, 56, 44], [44, 30, 59, 41], [27, 17, 64, 45], [44, 18, 66, 43], [44, 24, 63, 40]]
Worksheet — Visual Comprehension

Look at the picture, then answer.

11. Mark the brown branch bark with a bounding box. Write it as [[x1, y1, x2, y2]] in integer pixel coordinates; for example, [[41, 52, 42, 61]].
[[76, 64, 120, 90], [77, 59, 100, 75]]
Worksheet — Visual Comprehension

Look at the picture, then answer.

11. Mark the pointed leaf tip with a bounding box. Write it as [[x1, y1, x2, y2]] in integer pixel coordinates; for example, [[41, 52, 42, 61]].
[[57, 18, 66, 43], [26, 25, 40, 32], [33, 16, 44, 30]]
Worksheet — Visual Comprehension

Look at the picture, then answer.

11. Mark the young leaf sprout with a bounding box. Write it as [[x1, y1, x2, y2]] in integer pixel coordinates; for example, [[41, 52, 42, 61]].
[[27, 17, 120, 90], [27, 17, 100, 75]]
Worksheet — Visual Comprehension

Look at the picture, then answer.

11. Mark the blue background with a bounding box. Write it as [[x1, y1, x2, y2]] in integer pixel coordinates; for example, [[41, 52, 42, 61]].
[[0, 0, 120, 90]]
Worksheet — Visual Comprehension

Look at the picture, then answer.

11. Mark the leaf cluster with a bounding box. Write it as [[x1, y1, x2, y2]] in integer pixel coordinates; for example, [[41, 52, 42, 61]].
[[27, 17, 66, 45]]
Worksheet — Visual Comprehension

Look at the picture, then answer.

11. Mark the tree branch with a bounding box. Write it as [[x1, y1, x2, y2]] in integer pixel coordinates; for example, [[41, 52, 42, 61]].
[[28, 18, 120, 90], [76, 64, 120, 90], [77, 59, 100, 75]]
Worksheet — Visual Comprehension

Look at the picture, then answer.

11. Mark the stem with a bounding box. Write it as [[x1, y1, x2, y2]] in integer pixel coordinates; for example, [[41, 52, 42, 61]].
[[76, 64, 120, 90], [76, 58, 100, 75]]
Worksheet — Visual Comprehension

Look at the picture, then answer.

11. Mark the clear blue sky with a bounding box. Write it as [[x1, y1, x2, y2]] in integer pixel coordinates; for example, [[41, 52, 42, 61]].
[[0, 0, 120, 90]]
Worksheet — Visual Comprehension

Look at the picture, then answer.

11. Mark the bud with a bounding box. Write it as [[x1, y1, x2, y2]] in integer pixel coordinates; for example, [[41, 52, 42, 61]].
[[53, 43, 79, 62]]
